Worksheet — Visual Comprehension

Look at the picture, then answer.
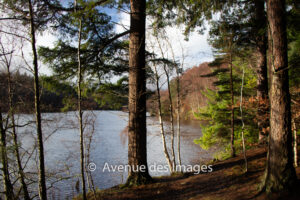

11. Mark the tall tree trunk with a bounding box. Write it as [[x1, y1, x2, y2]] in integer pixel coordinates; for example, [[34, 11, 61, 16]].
[[254, 0, 269, 143], [8, 69, 30, 200], [240, 66, 248, 172], [154, 65, 173, 172], [127, 0, 151, 185], [76, 14, 87, 200], [229, 51, 235, 157], [176, 67, 182, 167], [163, 64, 176, 170], [0, 111, 15, 199], [262, 0, 297, 195], [28, 0, 47, 199], [155, 33, 176, 170]]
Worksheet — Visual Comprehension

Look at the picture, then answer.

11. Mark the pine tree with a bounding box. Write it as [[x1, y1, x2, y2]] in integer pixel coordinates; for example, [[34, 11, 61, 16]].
[[261, 0, 297, 196], [194, 13, 258, 157], [126, 0, 152, 185]]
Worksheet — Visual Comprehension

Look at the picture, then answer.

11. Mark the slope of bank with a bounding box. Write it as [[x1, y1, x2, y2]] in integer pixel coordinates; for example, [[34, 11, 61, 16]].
[[76, 146, 300, 200]]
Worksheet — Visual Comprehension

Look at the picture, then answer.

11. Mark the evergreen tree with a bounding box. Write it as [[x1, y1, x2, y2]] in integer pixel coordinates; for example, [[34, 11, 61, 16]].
[[126, 0, 152, 186], [261, 0, 297, 196], [194, 12, 258, 157], [149, 0, 270, 142]]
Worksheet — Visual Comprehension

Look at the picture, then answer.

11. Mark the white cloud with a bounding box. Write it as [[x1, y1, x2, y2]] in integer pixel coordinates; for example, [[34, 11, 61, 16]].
[[36, 31, 57, 75]]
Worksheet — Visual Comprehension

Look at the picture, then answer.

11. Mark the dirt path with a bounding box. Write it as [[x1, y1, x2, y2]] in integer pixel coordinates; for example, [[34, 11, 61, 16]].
[[77, 146, 300, 200]]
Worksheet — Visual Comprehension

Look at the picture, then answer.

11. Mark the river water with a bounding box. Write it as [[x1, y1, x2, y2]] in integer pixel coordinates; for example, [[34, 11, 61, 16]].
[[13, 111, 216, 199]]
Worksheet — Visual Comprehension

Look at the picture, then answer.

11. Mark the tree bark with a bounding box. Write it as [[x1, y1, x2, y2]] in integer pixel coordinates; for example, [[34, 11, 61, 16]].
[[262, 0, 297, 195], [28, 0, 47, 199], [76, 16, 87, 200], [154, 65, 173, 172], [229, 51, 235, 157], [163, 64, 176, 170], [176, 66, 182, 167], [240, 67, 248, 172], [155, 32, 176, 170], [126, 0, 151, 185], [254, 0, 269, 143]]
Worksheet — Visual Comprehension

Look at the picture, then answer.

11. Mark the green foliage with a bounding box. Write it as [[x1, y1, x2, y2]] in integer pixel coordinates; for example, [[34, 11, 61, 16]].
[[40, 76, 77, 112], [193, 60, 258, 151], [38, 1, 128, 80], [38, 1, 129, 110], [287, 3, 300, 88], [93, 77, 128, 110]]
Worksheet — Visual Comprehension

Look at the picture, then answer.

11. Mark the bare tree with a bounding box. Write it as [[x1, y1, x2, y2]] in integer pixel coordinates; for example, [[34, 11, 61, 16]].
[[0, 36, 30, 199], [229, 42, 235, 157], [152, 61, 173, 172], [239, 65, 247, 172], [165, 34, 184, 168], [155, 35, 176, 170], [0, 110, 15, 199], [27, 0, 47, 198], [74, 0, 87, 198]]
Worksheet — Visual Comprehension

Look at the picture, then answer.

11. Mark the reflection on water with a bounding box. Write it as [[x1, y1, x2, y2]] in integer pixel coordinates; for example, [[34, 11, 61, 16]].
[[16, 111, 216, 199]]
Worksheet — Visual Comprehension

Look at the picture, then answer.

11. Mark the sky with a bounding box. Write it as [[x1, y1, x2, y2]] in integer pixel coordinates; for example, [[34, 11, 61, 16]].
[[35, 3, 214, 76]]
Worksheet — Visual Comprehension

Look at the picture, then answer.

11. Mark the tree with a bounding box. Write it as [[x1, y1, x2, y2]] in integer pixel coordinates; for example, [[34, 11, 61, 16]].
[[262, 0, 297, 192], [27, 0, 47, 198], [0, 109, 14, 199], [151, 58, 173, 172], [253, 0, 269, 143], [194, 14, 259, 156], [0, 35, 30, 200], [153, 33, 176, 170], [74, 1, 87, 199], [126, 0, 152, 185], [1, 1, 64, 198], [239, 65, 248, 172], [149, 0, 270, 143], [207, 15, 242, 157], [287, 1, 300, 169], [261, 0, 297, 196]]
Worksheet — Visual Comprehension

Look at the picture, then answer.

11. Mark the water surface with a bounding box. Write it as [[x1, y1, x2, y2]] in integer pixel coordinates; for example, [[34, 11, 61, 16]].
[[15, 111, 215, 199]]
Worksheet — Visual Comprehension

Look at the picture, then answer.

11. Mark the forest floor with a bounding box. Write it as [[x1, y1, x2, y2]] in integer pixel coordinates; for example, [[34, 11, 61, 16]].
[[76, 145, 300, 200]]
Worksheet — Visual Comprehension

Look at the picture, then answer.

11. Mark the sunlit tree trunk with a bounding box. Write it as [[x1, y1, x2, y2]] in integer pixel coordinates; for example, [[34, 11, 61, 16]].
[[155, 33, 176, 170], [239, 66, 247, 172], [127, 0, 151, 185], [176, 67, 182, 167], [229, 50, 235, 157], [162, 64, 176, 169], [262, 0, 297, 195], [292, 119, 298, 167], [75, 7, 87, 199], [153, 65, 173, 172], [28, 0, 47, 199]]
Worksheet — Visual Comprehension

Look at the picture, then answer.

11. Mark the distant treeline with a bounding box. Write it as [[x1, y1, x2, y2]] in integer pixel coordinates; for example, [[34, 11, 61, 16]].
[[0, 71, 128, 113]]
